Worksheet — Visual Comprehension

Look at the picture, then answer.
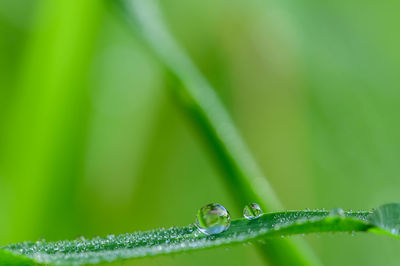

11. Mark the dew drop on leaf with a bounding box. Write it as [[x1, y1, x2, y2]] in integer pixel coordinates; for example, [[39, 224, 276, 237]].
[[368, 202, 400, 236], [195, 203, 230, 235], [329, 208, 345, 217], [243, 203, 263, 220]]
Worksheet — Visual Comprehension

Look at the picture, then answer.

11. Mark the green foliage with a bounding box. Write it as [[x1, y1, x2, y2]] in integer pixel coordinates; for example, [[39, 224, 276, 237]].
[[1, 204, 400, 265], [1, 0, 400, 265]]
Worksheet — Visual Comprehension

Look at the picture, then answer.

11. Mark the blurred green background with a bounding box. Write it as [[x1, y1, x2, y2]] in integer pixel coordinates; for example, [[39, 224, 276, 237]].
[[1, 0, 400, 265]]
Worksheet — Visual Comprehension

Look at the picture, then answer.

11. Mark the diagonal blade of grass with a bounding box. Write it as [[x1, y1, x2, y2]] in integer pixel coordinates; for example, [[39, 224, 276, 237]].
[[4, 206, 400, 266], [112, 0, 320, 265]]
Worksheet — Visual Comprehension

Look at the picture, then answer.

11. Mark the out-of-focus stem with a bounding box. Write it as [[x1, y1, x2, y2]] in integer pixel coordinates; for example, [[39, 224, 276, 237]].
[[115, 0, 321, 265]]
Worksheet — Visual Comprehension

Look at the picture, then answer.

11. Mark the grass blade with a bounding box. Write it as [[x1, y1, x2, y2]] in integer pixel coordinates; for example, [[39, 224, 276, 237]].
[[1, 0, 104, 241], [3, 204, 400, 265], [112, 0, 319, 265]]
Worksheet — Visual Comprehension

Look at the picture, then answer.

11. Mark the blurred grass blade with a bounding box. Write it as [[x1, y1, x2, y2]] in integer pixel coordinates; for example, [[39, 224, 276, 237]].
[[1, 0, 104, 241], [4, 205, 400, 265], [112, 0, 319, 265], [114, 0, 282, 210]]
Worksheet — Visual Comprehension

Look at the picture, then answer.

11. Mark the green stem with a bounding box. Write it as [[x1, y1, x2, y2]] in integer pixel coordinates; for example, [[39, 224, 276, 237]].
[[115, 0, 321, 265]]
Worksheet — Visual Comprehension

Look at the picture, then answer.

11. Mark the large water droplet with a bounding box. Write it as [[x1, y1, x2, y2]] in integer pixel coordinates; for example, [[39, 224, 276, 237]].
[[195, 203, 230, 235], [368, 202, 400, 236], [329, 208, 345, 217], [243, 203, 263, 220]]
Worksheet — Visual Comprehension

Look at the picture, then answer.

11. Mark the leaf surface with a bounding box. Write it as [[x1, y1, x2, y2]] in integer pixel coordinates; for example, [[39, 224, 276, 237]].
[[2, 204, 399, 265]]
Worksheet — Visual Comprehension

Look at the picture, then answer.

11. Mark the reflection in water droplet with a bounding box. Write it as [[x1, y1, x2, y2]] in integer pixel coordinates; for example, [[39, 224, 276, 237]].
[[243, 203, 263, 220], [329, 208, 345, 217], [195, 203, 230, 235]]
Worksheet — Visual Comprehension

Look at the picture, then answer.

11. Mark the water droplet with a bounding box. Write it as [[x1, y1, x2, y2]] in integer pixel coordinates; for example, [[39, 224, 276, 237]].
[[329, 208, 345, 217], [243, 203, 263, 220], [75, 236, 86, 241], [368, 203, 400, 236], [195, 203, 230, 235], [35, 238, 46, 244]]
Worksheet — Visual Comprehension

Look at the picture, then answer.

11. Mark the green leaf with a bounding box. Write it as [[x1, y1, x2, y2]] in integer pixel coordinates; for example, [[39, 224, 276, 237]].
[[2, 205, 400, 265]]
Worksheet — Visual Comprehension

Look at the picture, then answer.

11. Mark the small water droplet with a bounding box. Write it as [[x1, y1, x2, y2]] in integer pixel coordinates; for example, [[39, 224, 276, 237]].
[[329, 208, 345, 217], [243, 203, 263, 220], [35, 238, 46, 244], [195, 203, 230, 235], [75, 236, 86, 241]]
